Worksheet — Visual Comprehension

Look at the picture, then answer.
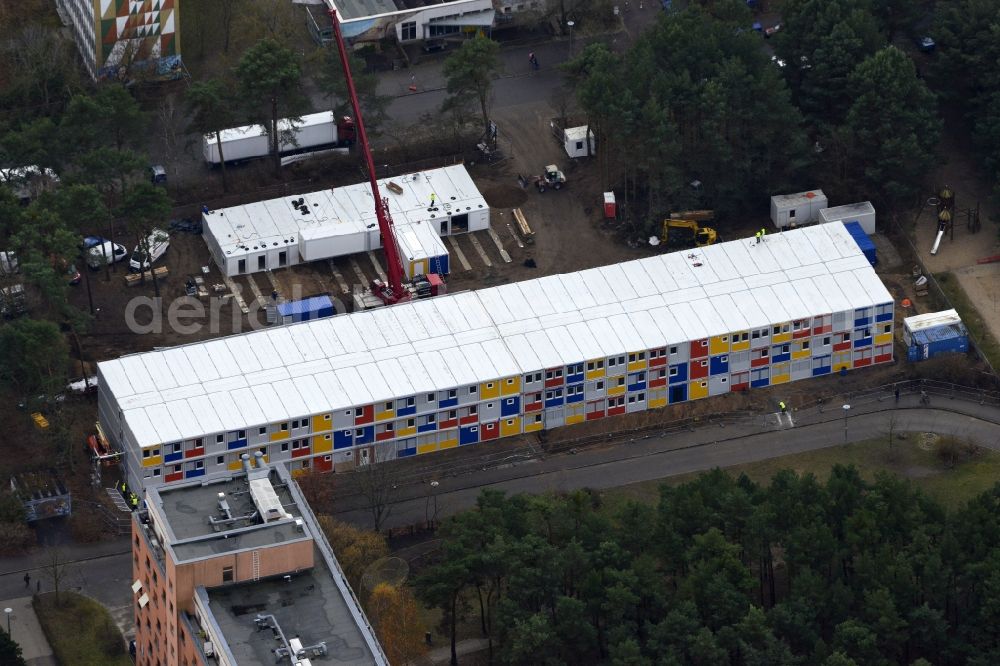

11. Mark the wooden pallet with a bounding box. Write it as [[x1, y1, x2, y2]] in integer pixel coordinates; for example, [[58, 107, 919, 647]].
[[386, 181, 404, 195], [125, 266, 169, 287], [513, 208, 534, 244]]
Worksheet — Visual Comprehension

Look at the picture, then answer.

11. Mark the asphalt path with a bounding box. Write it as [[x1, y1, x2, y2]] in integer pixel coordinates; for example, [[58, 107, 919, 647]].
[[327, 395, 1000, 529]]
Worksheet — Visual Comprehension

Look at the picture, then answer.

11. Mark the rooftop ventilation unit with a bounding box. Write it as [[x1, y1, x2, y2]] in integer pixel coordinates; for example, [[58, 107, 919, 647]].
[[249, 477, 292, 523]]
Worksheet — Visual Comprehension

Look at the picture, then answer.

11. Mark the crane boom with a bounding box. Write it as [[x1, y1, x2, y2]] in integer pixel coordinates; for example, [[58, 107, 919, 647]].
[[327, 7, 408, 304]]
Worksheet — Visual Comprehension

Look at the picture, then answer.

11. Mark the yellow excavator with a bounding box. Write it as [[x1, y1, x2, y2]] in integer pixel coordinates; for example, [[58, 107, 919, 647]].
[[662, 218, 718, 249]]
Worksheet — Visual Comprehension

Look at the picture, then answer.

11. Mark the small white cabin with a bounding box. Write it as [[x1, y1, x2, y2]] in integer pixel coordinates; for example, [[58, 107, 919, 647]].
[[561, 126, 595, 158]]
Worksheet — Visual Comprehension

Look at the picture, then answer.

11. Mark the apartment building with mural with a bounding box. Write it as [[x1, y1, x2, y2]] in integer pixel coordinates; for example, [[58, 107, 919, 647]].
[[54, 0, 182, 80]]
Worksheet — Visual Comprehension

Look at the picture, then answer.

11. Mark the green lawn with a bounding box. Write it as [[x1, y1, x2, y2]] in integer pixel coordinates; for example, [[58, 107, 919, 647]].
[[935, 271, 1000, 372], [33, 591, 131, 666], [603, 433, 1000, 511]]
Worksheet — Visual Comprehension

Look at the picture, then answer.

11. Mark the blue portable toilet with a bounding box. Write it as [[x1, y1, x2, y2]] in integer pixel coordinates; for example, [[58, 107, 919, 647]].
[[277, 294, 335, 324], [903, 309, 969, 361], [843, 221, 877, 266]]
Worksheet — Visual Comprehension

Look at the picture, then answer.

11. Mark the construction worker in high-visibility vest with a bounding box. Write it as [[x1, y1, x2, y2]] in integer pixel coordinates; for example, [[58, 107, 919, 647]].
[[755, 231, 762, 244], [779, 401, 787, 413]]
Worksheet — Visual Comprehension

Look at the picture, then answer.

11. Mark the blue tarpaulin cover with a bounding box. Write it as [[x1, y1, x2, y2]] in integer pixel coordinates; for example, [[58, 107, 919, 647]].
[[277, 294, 335, 321], [843, 221, 876, 266]]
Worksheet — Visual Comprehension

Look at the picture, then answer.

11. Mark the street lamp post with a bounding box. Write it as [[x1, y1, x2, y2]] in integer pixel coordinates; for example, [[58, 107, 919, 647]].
[[567, 21, 575, 57], [842, 404, 851, 443], [4, 608, 11, 635], [430, 480, 440, 527]]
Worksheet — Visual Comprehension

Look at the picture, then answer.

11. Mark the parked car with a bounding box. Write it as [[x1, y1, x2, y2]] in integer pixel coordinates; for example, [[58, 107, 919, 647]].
[[87, 241, 128, 270], [0, 251, 18, 276], [149, 165, 167, 185], [916, 36, 935, 52], [422, 39, 447, 53], [64, 262, 80, 285], [764, 23, 781, 38], [129, 229, 170, 272]]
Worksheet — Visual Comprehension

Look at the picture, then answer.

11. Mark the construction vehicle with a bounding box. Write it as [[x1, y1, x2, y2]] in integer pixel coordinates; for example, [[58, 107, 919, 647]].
[[327, 8, 444, 308], [533, 165, 566, 192], [661, 219, 718, 249]]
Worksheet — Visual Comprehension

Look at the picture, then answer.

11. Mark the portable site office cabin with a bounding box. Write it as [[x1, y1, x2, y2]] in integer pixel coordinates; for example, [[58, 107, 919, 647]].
[[562, 126, 595, 158], [770, 190, 827, 229], [395, 220, 450, 278], [202, 164, 489, 277], [98, 223, 895, 494]]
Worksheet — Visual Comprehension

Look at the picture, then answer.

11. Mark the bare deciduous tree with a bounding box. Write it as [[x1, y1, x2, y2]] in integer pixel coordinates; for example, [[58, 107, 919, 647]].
[[41, 547, 72, 607], [350, 445, 400, 533]]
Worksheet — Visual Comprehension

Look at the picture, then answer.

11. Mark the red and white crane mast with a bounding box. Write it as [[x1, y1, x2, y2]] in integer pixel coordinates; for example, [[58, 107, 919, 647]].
[[327, 6, 409, 304]]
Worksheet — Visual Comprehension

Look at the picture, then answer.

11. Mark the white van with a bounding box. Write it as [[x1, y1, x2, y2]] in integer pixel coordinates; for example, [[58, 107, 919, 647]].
[[0, 251, 18, 276], [87, 241, 128, 270], [129, 229, 169, 272]]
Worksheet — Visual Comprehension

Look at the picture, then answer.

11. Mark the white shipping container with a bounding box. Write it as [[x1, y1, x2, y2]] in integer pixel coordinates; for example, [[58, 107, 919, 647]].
[[203, 111, 339, 164], [819, 201, 876, 235], [298, 225, 367, 261]]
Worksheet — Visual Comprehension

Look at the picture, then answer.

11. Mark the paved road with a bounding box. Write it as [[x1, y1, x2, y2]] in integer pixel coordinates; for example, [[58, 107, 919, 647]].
[[0, 389, 997, 642], [0, 538, 134, 643], [328, 392, 1000, 529]]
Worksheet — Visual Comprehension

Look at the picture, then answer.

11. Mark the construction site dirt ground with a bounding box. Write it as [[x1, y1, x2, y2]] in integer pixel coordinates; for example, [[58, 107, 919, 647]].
[[69, 99, 652, 358]]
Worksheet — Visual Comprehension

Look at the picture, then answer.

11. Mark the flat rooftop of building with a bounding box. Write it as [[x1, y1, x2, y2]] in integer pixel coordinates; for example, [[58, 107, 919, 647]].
[[771, 190, 826, 207], [821, 201, 875, 217], [100, 223, 894, 448], [205, 545, 376, 665], [148, 465, 311, 562], [313, 0, 489, 24], [203, 165, 485, 260]]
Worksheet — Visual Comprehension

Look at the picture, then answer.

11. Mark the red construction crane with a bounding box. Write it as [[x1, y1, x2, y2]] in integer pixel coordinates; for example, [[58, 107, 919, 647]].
[[327, 7, 409, 304]]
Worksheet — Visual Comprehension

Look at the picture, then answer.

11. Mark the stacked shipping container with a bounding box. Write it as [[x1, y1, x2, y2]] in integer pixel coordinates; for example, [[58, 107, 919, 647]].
[[98, 223, 895, 492]]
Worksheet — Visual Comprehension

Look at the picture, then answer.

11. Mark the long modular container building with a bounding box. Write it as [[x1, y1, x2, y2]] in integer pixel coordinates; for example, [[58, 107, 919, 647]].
[[202, 164, 488, 277], [98, 223, 895, 493]]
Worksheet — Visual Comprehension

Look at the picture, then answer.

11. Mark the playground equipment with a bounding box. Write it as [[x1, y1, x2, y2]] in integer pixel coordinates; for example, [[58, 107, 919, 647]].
[[928, 186, 980, 256]]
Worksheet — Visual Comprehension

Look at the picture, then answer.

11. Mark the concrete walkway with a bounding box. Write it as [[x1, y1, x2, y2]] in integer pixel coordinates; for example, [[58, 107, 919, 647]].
[[0, 596, 56, 666]]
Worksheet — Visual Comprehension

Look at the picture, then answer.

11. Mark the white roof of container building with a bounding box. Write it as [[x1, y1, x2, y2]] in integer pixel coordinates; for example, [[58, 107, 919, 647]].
[[851, 267, 893, 305], [750, 286, 791, 324], [668, 302, 709, 341], [101, 224, 894, 447], [904, 309, 961, 331], [688, 299, 730, 339], [710, 294, 751, 333], [769, 283, 812, 322], [647, 307, 687, 346], [203, 164, 487, 260], [833, 271, 874, 309], [582, 318, 627, 358]]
